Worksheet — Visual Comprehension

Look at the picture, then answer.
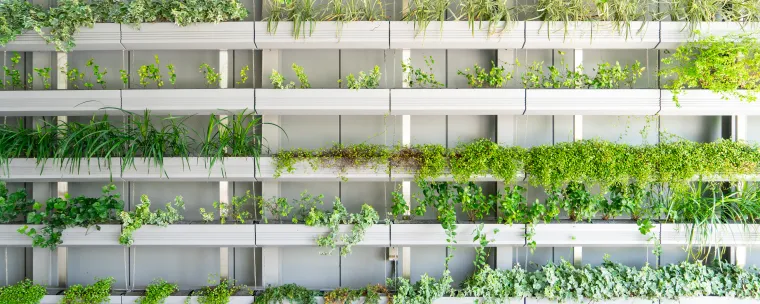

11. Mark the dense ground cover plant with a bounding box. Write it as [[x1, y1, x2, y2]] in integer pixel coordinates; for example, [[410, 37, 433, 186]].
[[520, 51, 644, 89], [0, 0, 248, 52], [194, 277, 250, 304], [20, 184, 124, 249], [138, 279, 179, 304], [661, 33, 760, 105], [0, 279, 46, 304], [120, 194, 185, 246], [61, 277, 114, 304]]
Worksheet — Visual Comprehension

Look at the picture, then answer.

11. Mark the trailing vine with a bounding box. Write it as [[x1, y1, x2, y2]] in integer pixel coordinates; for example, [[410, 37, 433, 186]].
[[119, 194, 185, 246], [303, 198, 380, 256]]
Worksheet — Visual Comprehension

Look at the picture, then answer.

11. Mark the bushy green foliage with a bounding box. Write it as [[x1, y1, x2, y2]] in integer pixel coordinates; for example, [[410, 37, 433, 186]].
[[661, 33, 760, 105], [0, 279, 46, 304], [0, 182, 34, 224], [137, 279, 178, 304], [457, 61, 512, 88], [120, 195, 185, 246], [20, 184, 124, 249], [339, 66, 382, 90], [255, 283, 319, 304], [194, 277, 249, 304], [61, 277, 114, 304]]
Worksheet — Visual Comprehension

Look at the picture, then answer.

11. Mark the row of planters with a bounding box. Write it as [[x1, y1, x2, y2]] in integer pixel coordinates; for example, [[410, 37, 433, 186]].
[[2, 33, 757, 116], [8, 260, 760, 303], [1, 0, 759, 51], [3, 139, 760, 254]]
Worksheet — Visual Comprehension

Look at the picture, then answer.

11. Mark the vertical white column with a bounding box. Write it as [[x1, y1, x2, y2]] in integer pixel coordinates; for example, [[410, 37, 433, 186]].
[[572, 49, 582, 267], [31, 50, 53, 286], [495, 49, 516, 270], [734, 115, 747, 268], [56, 52, 68, 287], [260, 49, 282, 285], [400, 49, 412, 279], [218, 50, 231, 279]]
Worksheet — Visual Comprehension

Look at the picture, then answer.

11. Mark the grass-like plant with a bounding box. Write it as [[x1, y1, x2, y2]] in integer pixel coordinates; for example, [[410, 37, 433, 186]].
[[402, 0, 451, 35], [200, 110, 268, 176], [456, 0, 515, 36], [265, 0, 321, 38]]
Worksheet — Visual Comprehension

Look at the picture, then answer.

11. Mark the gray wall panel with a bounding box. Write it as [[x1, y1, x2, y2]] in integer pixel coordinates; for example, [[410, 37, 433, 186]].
[[281, 247, 340, 289], [660, 116, 722, 142], [583, 247, 657, 268], [132, 182, 219, 222], [584, 116, 659, 144], [341, 247, 388, 288], [410, 246, 446, 283], [280, 116, 339, 150], [447, 116, 496, 147], [233, 247, 257, 286], [341, 115, 401, 146], [281, 50, 339, 88], [68, 246, 126, 287], [411, 115, 446, 145], [130, 51, 218, 89], [341, 182, 392, 219], [133, 247, 219, 289], [0, 247, 28, 285]]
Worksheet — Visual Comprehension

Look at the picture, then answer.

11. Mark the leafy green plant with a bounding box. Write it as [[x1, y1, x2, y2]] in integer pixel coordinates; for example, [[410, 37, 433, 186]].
[[120, 69, 129, 88], [42, 0, 96, 52], [34, 67, 52, 90], [167, 64, 177, 88], [402, 56, 444, 88], [0, 278, 46, 304], [293, 63, 311, 88], [138, 55, 165, 89], [339, 65, 381, 90], [20, 184, 124, 249], [561, 182, 601, 222], [237, 65, 250, 86], [255, 283, 318, 304], [119, 194, 185, 246], [2, 52, 22, 90], [194, 277, 249, 304], [199, 63, 221, 88], [0, 1, 43, 48], [200, 191, 254, 224], [86, 58, 108, 89], [660, 33, 760, 105], [270, 64, 310, 89], [457, 61, 512, 88], [0, 182, 34, 224], [302, 198, 379, 256], [61, 277, 114, 304], [520, 51, 643, 89], [258, 196, 295, 224], [137, 279, 178, 304], [388, 270, 453, 304]]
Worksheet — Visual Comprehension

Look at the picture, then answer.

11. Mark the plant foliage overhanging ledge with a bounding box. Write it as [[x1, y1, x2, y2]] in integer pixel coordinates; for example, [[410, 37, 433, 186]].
[[272, 138, 760, 186]]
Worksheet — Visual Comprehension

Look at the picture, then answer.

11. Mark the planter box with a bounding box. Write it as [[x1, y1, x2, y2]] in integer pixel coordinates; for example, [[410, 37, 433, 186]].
[[257, 157, 390, 181], [391, 89, 525, 115], [0, 158, 118, 182], [390, 21, 524, 49], [0, 90, 121, 116], [524, 89, 660, 115], [524, 21, 593, 49], [659, 90, 760, 115], [661, 224, 760, 246], [0, 24, 123, 51], [0, 225, 37, 246], [122, 296, 255, 304], [121, 157, 256, 181], [660, 297, 760, 304], [255, 21, 389, 49], [255, 89, 389, 115], [130, 224, 255, 246], [256, 224, 390, 246], [121, 89, 254, 115], [121, 22, 255, 50], [659, 22, 760, 49], [60, 225, 121, 246], [527, 299, 653, 304], [390, 167, 522, 182], [391, 224, 524, 246], [532, 223, 655, 247], [41, 295, 122, 304]]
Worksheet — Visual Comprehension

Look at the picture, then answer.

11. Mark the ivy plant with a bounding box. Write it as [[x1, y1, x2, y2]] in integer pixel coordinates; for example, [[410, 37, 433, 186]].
[[302, 198, 379, 256], [20, 184, 124, 249], [119, 194, 185, 246]]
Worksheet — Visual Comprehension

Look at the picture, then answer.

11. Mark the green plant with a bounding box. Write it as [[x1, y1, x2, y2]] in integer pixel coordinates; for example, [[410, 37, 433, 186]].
[[3, 52, 22, 90], [258, 196, 294, 223], [324, 0, 387, 24], [167, 64, 176, 88], [660, 33, 760, 105], [456, 182, 493, 222], [60, 277, 114, 304], [302, 197, 379, 256], [200, 191, 254, 224], [388, 270, 453, 304], [402, 56, 444, 88], [293, 63, 311, 88], [324, 287, 360, 304], [255, 283, 318, 304], [339, 65, 381, 89], [402, 0, 450, 35], [457, 61, 512, 88], [0, 278, 46, 304], [273, 143, 391, 180], [265, 0, 321, 39], [561, 182, 601, 222], [237, 65, 250, 86], [471, 223, 498, 272], [119, 194, 185, 246], [199, 110, 266, 175], [0, 1, 43, 48], [137, 279, 178, 304], [138, 55, 165, 89], [589, 60, 644, 89], [42, 0, 96, 52], [0, 182, 34, 224], [270, 69, 295, 89], [449, 138, 525, 183], [20, 184, 124, 249], [120, 69, 129, 88], [86, 58, 108, 89], [194, 277, 249, 304], [34, 67, 52, 90], [414, 182, 458, 243], [199, 63, 221, 88]]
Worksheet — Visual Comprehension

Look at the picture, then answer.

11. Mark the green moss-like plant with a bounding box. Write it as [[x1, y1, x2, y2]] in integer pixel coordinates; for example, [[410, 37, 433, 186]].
[[0, 279, 46, 304]]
